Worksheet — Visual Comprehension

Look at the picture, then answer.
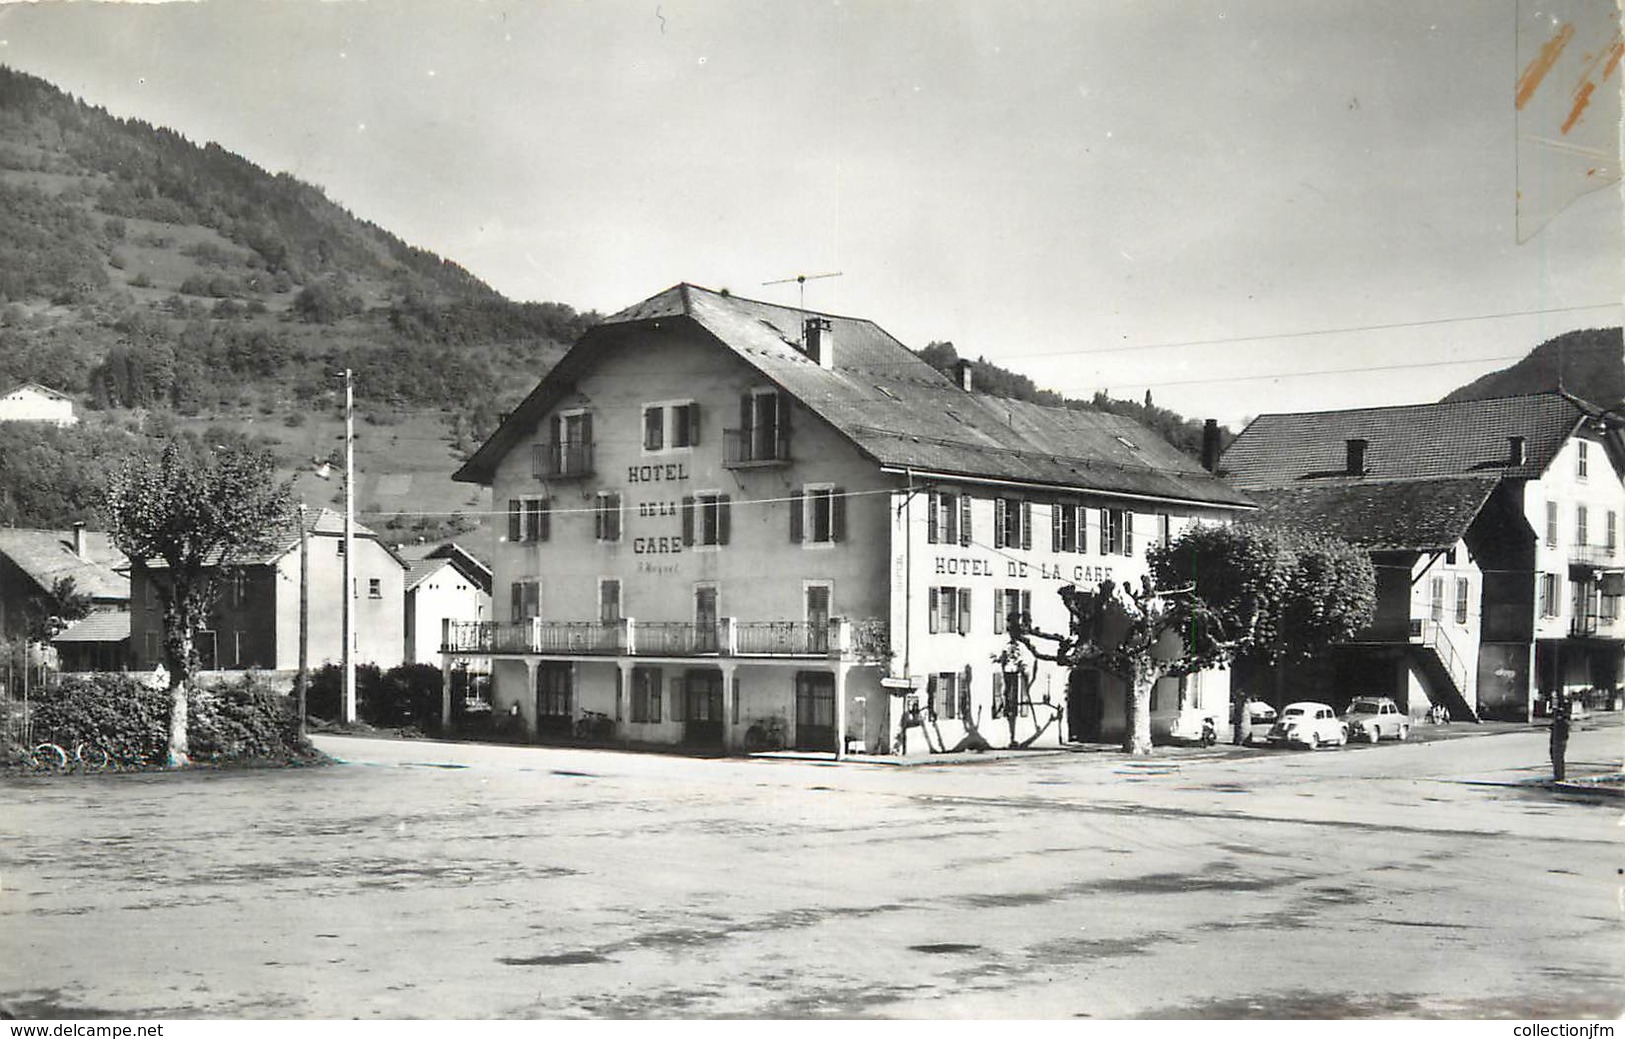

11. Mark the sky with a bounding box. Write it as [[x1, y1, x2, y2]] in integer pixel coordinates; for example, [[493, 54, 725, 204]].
[[0, 0, 1618, 429]]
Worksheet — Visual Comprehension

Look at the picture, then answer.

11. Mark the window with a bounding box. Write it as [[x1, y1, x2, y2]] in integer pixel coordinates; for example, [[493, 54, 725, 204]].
[[994, 498, 1031, 549], [1101, 508, 1133, 556], [510, 579, 541, 621], [927, 491, 970, 546], [1454, 577, 1469, 625], [336, 538, 345, 557], [643, 402, 700, 451], [791, 486, 845, 545], [230, 568, 249, 606], [1053, 503, 1083, 553], [994, 588, 1032, 633], [1609, 511, 1618, 556], [683, 492, 731, 547], [694, 585, 719, 652], [599, 578, 621, 623], [1577, 440, 1589, 480], [508, 497, 551, 543], [1430, 577, 1444, 622], [536, 663, 572, 723], [367, 578, 382, 600], [1576, 505, 1589, 547], [1603, 593, 1621, 622], [631, 666, 662, 723], [1157, 513, 1172, 547], [929, 671, 961, 720], [929, 586, 972, 634], [805, 583, 832, 653], [730, 389, 787, 462], [595, 491, 623, 542], [1539, 573, 1561, 618], [544, 410, 593, 477], [1545, 501, 1558, 548]]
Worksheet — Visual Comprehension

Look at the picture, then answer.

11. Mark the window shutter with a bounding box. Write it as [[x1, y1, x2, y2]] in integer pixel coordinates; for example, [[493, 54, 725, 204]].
[[539, 499, 551, 541], [687, 402, 701, 446], [927, 492, 939, 544], [1021, 590, 1032, 619], [1100, 509, 1110, 553], [831, 488, 845, 542], [527, 581, 540, 619], [962, 665, 973, 719], [958, 587, 972, 635], [593, 497, 605, 540], [682, 496, 696, 546], [739, 394, 753, 434], [1078, 506, 1088, 554], [959, 495, 972, 547], [926, 674, 938, 717], [580, 411, 592, 446], [790, 490, 804, 543], [928, 587, 940, 633], [1124, 511, 1133, 555], [644, 407, 662, 450], [1051, 503, 1062, 553], [1021, 501, 1032, 550], [610, 494, 621, 540], [993, 589, 1005, 634], [718, 495, 732, 545], [778, 392, 791, 435], [994, 499, 1007, 548], [510, 582, 523, 620], [508, 500, 521, 543]]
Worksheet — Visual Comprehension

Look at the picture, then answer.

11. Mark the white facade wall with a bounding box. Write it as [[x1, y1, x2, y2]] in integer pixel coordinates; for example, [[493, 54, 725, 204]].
[[1407, 536, 1483, 712], [0, 386, 76, 426], [407, 564, 488, 664]]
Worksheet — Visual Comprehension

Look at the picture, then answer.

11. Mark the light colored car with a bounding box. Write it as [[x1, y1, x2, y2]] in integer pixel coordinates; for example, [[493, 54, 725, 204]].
[[1342, 696, 1410, 743], [1267, 701, 1348, 749], [1241, 700, 1278, 745], [1152, 706, 1218, 746]]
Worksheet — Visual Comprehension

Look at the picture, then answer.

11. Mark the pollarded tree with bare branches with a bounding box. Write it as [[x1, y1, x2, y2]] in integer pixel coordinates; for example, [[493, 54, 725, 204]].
[[105, 437, 294, 767]]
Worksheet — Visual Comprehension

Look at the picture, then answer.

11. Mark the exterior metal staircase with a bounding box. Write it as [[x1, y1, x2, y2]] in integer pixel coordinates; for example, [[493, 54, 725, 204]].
[[1408, 619, 1478, 721]]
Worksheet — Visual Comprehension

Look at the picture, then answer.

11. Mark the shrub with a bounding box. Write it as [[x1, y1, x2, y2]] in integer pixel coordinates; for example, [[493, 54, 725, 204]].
[[189, 673, 313, 764], [303, 661, 443, 731]]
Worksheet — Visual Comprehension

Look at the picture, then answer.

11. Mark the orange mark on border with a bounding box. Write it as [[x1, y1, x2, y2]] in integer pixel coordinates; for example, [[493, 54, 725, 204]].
[[1561, 79, 1596, 133], [1516, 22, 1575, 109], [1605, 40, 1624, 80]]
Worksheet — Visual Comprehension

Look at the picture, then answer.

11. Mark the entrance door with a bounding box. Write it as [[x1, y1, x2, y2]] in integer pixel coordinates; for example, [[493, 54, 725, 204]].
[[806, 585, 831, 654], [682, 669, 724, 748], [694, 585, 719, 653], [536, 662, 573, 737], [1067, 668, 1103, 742], [794, 671, 836, 751]]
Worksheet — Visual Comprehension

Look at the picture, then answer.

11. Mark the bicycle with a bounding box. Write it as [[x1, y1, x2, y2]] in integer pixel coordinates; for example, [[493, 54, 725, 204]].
[[27, 740, 111, 773], [743, 716, 786, 753], [573, 709, 615, 741]]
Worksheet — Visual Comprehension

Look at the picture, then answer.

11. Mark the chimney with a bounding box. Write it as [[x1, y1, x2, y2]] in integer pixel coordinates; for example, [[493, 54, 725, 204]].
[[1345, 438, 1369, 475], [72, 521, 86, 560], [954, 359, 974, 392], [1508, 435, 1526, 467], [1200, 418, 1220, 473], [803, 317, 834, 370]]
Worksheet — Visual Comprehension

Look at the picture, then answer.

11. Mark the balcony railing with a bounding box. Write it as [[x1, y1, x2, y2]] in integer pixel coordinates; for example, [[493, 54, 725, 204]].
[[1569, 543, 1621, 571], [533, 441, 594, 480], [442, 616, 887, 661], [721, 428, 790, 467]]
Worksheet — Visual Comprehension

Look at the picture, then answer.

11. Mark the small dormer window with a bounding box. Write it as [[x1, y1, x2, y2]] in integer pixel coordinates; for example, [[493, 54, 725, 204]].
[[1114, 436, 1137, 450], [1577, 440, 1589, 480]]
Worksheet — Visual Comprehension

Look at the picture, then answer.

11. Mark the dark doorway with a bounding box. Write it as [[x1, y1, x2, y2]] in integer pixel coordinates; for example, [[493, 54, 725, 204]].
[[795, 671, 836, 751], [536, 662, 573, 737], [682, 669, 724, 748], [1067, 668, 1103, 742]]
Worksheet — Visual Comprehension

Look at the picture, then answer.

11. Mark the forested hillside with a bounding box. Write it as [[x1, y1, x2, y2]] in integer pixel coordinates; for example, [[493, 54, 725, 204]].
[[0, 65, 595, 535], [1442, 327, 1623, 407]]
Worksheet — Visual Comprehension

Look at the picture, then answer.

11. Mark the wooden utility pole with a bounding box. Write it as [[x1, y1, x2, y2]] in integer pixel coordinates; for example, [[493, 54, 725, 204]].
[[296, 502, 309, 738], [342, 369, 356, 724]]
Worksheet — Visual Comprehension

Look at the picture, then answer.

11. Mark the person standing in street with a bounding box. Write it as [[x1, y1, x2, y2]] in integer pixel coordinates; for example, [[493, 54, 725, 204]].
[[1549, 690, 1571, 782]]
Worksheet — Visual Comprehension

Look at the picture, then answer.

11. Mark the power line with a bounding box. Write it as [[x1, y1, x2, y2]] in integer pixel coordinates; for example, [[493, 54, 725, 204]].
[[1091, 351, 1538, 391]]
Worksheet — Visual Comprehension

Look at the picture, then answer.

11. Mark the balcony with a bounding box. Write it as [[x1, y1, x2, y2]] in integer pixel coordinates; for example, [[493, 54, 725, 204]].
[[533, 441, 594, 480], [722, 427, 790, 468], [442, 616, 889, 662], [1568, 543, 1621, 575]]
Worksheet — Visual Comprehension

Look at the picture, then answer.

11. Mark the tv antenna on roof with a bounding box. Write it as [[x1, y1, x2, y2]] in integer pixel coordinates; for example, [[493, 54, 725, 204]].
[[761, 270, 843, 310]]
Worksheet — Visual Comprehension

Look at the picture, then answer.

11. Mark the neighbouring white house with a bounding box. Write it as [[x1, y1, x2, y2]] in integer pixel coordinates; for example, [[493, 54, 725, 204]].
[[404, 543, 492, 665], [0, 383, 78, 426]]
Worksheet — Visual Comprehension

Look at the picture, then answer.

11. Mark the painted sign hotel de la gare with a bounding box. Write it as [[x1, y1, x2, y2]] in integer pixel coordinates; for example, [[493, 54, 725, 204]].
[[447, 283, 1254, 756]]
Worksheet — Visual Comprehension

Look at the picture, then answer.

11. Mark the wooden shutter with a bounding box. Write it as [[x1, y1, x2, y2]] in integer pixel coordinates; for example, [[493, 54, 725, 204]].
[[510, 581, 524, 621], [1021, 501, 1032, 550], [538, 499, 551, 541], [1051, 503, 1062, 553], [993, 589, 1005, 634], [958, 587, 972, 635], [508, 500, 521, 543], [687, 403, 701, 446], [959, 495, 972, 547], [831, 488, 845, 542], [580, 411, 592, 447], [994, 498, 1007, 548], [962, 665, 973, 720], [790, 490, 804, 543], [739, 394, 753, 435], [1076, 506, 1087, 554], [926, 674, 938, 718], [928, 587, 940, 633], [681, 496, 696, 545], [1124, 511, 1133, 555], [717, 495, 732, 545], [927, 492, 939, 544]]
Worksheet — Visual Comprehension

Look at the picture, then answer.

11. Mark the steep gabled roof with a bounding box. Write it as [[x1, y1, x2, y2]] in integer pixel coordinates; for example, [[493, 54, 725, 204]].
[[457, 284, 1252, 508], [51, 610, 131, 645], [2, 382, 73, 402], [139, 508, 407, 570], [1245, 476, 1503, 552], [0, 528, 129, 602], [1222, 392, 1596, 487]]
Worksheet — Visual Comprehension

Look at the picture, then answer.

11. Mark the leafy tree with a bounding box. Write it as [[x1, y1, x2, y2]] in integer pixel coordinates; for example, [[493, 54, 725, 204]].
[[104, 437, 294, 766], [25, 576, 92, 644], [1013, 523, 1374, 755]]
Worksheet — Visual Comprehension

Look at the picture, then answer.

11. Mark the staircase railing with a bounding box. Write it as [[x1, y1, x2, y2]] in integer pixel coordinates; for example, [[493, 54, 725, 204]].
[[1410, 618, 1471, 715]]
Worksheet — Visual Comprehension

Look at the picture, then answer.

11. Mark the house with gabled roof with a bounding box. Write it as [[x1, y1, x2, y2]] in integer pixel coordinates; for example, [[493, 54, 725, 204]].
[[128, 507, 407, 673], [0, 523, 129, 643], [449, 283, 1254, 755], [0, 382, 77, 426], [404, 542, 492, 665], [1223, 391, 1625, 721]]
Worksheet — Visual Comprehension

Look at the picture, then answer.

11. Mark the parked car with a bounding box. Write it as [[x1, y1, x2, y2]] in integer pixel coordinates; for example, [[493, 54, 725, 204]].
[[1240, 700, 1278, 745], [1153, 706, 1218, 746], [1267, 701, 1348, 749], [1342, 696, 1410, 743]]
